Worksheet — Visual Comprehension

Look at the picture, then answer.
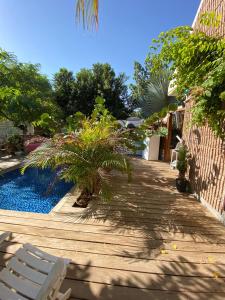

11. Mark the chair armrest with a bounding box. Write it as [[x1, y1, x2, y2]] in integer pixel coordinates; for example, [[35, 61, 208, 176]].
[[0, 232, 12, 245]]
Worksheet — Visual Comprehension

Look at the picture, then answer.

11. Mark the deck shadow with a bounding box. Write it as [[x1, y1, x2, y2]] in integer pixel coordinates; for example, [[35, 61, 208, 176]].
[[61, 255, 225, 299], [65, 158, 225, 261]]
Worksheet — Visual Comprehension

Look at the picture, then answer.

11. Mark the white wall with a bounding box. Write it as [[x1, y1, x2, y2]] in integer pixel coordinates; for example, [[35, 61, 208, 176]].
[[0, 121, 22, 141], [142, 136, 160, 161]]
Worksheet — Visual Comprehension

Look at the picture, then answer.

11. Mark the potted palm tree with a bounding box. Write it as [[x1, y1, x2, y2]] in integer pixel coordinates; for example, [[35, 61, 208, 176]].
[[176, 144, 189, 192], [22, 98, 136, 207]]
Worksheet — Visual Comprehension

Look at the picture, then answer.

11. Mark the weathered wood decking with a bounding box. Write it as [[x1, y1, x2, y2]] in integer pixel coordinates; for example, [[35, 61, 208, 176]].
[[1, 158, 225, 299]]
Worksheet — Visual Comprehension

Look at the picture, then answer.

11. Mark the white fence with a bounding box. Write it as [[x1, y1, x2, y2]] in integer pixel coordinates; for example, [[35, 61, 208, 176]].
[[0, 121, 22, 142]]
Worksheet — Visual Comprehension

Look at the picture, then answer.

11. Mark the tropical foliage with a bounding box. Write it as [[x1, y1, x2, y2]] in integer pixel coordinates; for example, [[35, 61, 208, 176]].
[[6, 134, 24, 154], [76, 0, 99, 29], [146, 13, 225, 138], [32, 113, 62, 136], [177, 144, 188, 179], [131, 61, 155, 107], [22, 97, 139, 206], [137, 68, 177, 118], [0, 49, 131, 135], [54, 63, 130, 119], [0, 49, 61, 129], [141, 103, 177, 138]]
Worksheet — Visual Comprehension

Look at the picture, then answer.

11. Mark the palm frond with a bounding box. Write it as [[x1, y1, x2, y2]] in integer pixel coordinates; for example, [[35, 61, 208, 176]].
[[22, 98, 136, 204], [138, 69, 177, 118], [76, 0, 99, 29], [98, 180, 112, 202]]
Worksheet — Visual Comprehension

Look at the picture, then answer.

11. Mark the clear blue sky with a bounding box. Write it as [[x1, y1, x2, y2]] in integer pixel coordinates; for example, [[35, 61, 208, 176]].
[[0, 0, 200, 82]]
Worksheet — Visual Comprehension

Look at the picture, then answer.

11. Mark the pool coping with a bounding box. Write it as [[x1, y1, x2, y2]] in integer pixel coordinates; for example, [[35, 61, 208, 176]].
[[50, 186, 96, 217], [0, 159, 23, 175], [50, 185, 81, 215]]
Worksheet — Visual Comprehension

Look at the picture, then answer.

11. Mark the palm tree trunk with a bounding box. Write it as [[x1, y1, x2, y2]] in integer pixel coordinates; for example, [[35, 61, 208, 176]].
[[75, 188, 93, 207]]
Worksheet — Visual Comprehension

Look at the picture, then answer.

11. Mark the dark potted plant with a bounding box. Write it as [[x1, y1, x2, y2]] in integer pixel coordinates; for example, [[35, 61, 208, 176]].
[[176, 144, 189, 192]]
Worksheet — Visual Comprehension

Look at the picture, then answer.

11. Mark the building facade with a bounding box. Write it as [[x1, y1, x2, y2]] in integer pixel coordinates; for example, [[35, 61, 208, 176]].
[[183, 0, 225, 223]]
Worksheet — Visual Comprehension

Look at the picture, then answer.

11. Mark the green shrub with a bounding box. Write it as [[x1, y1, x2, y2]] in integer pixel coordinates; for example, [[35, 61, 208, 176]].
[[22, 98, 136, 206], [176, 145, 188, 179]]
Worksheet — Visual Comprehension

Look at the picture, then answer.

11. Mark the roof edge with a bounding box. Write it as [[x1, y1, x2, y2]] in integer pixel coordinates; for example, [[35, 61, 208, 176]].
[[192, 0, 204, 28]]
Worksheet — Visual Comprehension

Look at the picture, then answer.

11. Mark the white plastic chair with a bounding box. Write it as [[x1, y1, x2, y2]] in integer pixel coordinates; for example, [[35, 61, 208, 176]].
[[170, 138, 183, 169], [0, 232, 71, 300]]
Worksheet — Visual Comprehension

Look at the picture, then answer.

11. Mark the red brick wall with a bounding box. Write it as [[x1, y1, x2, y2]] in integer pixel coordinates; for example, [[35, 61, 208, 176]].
[[183, 0, 225, 219], [183, 101, 225, 216], [193, 0, 225, 36]]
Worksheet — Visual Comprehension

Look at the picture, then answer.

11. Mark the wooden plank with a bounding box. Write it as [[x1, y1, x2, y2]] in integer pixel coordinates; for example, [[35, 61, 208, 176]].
[[2, 242, 225, 267], [1, 211, 224, 234], [0, 158, 225, 299], [54, 210, 223, 228], [64, 267, 225, 292], [3, 231, 225, 257], [61, 203, 211, 218], [0, 216, 225, 241], [2, 207, 220, 226], [77, 207, 213, 219], [1, 239, 225, 276], [64, 270, 225, 293], [88, 200, 208, 210], [61, 279, 225, 300], [1, 252, 225, 297], [1, 241, 225, 278], [0, 221, 225, 251], [6, 213, 225, 235]]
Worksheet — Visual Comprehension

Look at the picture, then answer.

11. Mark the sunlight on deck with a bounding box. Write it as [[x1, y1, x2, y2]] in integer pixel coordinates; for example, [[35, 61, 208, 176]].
[[1, 158, 225, 299]]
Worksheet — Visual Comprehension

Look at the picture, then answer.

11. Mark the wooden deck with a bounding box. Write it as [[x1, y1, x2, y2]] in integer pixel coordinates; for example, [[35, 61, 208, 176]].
[[1, 158, 225, 299]]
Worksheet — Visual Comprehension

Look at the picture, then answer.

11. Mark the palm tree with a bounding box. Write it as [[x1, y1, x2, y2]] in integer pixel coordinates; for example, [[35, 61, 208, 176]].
[[22, 133, 131, 207], [22, 98, 133, 207], [138, 69, 177, 118], [76, 0, 99, 29]]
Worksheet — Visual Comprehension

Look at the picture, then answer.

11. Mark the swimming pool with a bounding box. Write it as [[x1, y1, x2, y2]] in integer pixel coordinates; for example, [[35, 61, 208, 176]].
[[0, 168, 73, 213]]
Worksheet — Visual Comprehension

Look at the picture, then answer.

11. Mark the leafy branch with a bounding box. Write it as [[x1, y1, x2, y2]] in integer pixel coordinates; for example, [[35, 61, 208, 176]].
[[145, 13, 225, 138]]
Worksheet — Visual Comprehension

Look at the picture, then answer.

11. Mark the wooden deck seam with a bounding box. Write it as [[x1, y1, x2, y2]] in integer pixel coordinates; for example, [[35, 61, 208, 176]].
[[0, 222, 225, 245], [2, 249, 225, 270]]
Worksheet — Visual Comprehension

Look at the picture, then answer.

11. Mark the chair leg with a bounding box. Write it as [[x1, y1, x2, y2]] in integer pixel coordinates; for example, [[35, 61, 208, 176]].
[[49, 272, 71, 300], [57, 289, 72, 300]]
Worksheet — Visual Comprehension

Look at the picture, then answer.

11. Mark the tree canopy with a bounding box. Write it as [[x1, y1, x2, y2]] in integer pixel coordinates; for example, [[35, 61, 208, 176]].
[[0, 49, 130, 131], [131, 12, 225, 138], [53, 63, 130, 119], [0, 49, 61, 127], [145, 13, 225, 138]]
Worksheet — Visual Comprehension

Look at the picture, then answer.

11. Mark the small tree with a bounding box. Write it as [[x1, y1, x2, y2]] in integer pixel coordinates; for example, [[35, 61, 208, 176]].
[[0, 49, 61, 129], [22, 97, 135, 207], [53, 63, 130, 119]]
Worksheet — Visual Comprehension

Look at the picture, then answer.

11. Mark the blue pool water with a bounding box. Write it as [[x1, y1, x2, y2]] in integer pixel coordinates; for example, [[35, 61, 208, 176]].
[[0, 168, 73, 213]]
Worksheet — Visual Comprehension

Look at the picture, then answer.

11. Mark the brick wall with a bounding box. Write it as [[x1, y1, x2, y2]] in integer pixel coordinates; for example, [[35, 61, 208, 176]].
[[183, 0, 225, 221], [183, 101, 225, 218], [193, 0, 225, 35]]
